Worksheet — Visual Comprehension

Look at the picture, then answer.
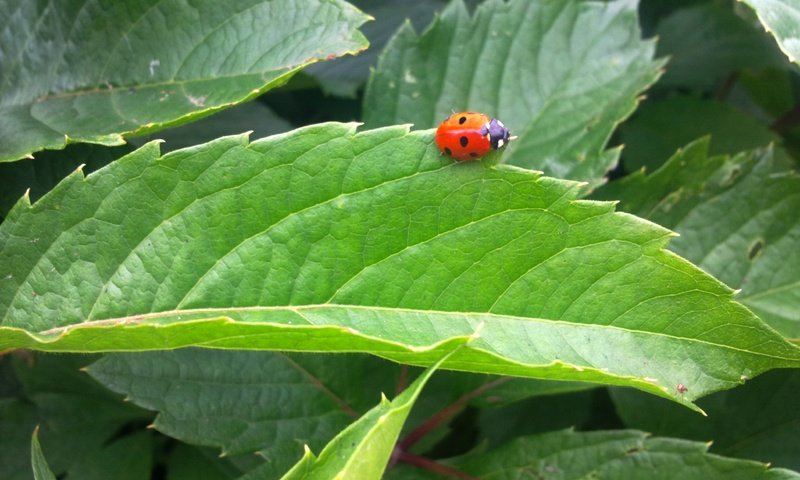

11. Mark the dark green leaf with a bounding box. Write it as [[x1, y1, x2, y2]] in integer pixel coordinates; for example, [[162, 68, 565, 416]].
[[2, 124, 799, 408], [739, 0, 800, 65], [87, 350, 398, 475], [0, 144, 134, 218], [656, 4, 788, 89], [620, 96, 779, 173], [363, 0, 663, 187], [599, 139, 800, 337], [132, 101, 293, 154], [165, 444, 242, 480], [1, 400, 39, 480], [0, 0, 369, 162], [66, 431, 154, 480], [611, 369, 800, 471], [386, 429, 800, 479], [306, 0, 447, 97]]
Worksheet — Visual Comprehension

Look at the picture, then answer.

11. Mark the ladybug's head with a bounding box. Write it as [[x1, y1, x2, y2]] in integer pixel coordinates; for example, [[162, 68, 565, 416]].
[[486, 118, 511, 150]]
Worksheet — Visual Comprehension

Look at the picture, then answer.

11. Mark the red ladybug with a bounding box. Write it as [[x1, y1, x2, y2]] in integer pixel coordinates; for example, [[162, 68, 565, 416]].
[[435, 112, 513, 161]]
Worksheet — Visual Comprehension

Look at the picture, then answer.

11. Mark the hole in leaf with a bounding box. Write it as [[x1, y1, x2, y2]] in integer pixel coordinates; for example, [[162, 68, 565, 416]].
[[748, 239, 764, 261]]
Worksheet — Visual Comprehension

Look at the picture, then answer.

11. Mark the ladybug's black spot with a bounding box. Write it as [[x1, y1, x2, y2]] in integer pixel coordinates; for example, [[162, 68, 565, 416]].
[[460, 136, 469, 147], [444, 147, 452, 156], [458, 116, 467, 124], [470, 152, 479, 158]]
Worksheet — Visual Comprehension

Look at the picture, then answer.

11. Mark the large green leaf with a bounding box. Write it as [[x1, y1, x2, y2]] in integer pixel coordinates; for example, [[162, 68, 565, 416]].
[[0, 0, 369, 163], [363, 0, 663, 188], [739, 0, 800, 65], [611, 369, 800, 471], [597, 139, 800, 338], [1, 124, 799, 408], [384, 429, 800, 479]]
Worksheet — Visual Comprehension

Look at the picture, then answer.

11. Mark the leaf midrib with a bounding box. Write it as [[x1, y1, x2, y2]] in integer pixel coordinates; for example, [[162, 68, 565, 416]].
[[33, 303, 800, 362]]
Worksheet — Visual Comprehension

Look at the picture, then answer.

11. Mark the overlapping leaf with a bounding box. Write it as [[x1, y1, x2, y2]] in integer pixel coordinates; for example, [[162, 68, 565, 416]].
[[656, 4, 788, 89], [277, 350, 457, 480], [363, 0, 663, 188], [384, 429, 800, 479], [1, 124, 799, 408], [598, 139, 800, 338], [739, 0, 800, 65], [611, 370, 800, 471], [620, 96, 780, 173], [31, 429, 56, 480], [87, 350, 400, 477], [0, 0, 369, 162]]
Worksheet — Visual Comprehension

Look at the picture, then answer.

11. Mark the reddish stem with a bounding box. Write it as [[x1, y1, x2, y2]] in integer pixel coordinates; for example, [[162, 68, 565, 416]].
[[395, 364, 409, 396], [396, 451, 480, 480], [399, 377, 510, 451]]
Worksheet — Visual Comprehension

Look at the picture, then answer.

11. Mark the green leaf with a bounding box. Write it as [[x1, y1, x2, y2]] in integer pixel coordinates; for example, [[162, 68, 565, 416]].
[[1, 400, 38, 480], [598, 139, 800, 337], [2, 124, 799, 408], [611, 369, 800, 471], [66, 431, 154, 480], [306, 0, 447, 97], [739, 0, 800, 66], [165, 444, 242, 480], [31, 427, 56, 480], [0, 144, 134, 218], [385, 429, 800, 479], [476, 388, 596, 447], [278, 348, 458, 480], [620, 96, 780, 173], [133, 101, 293, 154], [363, 0, 663, 188], [656, 3, 788, 89], [87, 350, 400, 476], [5, 354, 152, 477], [0, 0, 369, 162]]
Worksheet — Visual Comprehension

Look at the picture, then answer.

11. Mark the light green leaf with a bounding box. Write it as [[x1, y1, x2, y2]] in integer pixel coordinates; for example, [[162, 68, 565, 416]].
[[620, 96, 780, 173], [31, 427, 56, 480], [0, 0, 369, 162], [598, 139, 800, 337], [2, 124, 799, 408], [385, 429, 800, 479], [363, 0, 663, 188], [279, 347, 458, 480], [611, 369, 800, 472], [739, 0, 800, 65]]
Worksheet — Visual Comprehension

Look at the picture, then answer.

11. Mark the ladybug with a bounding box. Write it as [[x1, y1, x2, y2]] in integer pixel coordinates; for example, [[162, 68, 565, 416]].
[[435, 112, 513, 161]]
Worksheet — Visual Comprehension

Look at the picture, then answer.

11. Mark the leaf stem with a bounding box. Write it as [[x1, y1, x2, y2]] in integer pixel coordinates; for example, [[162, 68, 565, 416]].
[[395, 451, 480, 480], [399, 377, 510, 451]]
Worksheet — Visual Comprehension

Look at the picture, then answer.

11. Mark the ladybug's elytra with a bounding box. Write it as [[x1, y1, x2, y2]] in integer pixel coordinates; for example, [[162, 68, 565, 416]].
[[435, 112, 513, 161]]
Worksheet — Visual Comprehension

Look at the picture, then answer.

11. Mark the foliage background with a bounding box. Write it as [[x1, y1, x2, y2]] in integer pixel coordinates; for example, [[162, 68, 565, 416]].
[[1, 0, 799, 479]]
